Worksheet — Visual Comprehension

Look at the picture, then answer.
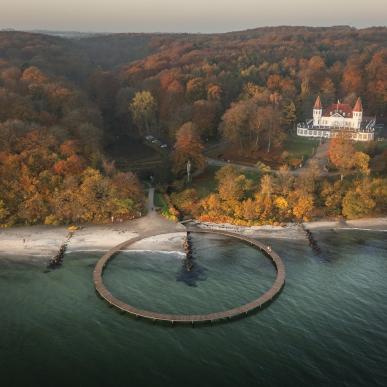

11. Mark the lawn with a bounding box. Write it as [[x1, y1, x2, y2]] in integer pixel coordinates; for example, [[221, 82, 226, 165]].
[[190, 166, 220, 198], [205, 136, 320, 169], [284, 135, 320, 160], [355, 139, 387, 153], [105, 135, 158, 162], [190, 165, 262, 198], [241, 169, 262, 184], [154, 192, 168, 209]]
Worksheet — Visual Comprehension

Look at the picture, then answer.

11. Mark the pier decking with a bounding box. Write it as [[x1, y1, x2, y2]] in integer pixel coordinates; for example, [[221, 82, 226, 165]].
[[93, 229, 286, 325]]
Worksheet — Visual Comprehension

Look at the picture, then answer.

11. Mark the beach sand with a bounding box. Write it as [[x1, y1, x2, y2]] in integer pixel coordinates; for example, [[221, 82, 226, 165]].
[[301, 217, 387, 232], [0, 207, 186, 258], [0, 216, 386, 259]]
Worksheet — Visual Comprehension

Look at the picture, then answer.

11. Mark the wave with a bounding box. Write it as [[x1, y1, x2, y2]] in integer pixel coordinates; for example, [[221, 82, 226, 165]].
[[335, 228, 387, 232], [67, 248, 186, 257], [0, 252, 51, 257]]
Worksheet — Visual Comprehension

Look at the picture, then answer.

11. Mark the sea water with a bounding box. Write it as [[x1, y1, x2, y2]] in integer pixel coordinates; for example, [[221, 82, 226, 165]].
[[0, 231, 386, 387]]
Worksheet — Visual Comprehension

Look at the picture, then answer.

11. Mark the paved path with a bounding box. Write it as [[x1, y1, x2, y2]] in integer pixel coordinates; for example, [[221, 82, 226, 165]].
[[147, 187, 155, 213], [206, 157, 259, 173], [207, 142, 338, 177], [138, 187, 185, 235], [292, 142, 329, 176]]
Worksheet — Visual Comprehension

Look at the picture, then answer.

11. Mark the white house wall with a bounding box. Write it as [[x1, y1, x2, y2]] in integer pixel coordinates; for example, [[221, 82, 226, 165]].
[[297, 127, 374, 141]]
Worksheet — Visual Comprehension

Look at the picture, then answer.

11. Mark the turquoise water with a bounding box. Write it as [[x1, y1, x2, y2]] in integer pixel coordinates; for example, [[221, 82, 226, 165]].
[[104, 234, 276, 314], [0, 231, 386, 387]]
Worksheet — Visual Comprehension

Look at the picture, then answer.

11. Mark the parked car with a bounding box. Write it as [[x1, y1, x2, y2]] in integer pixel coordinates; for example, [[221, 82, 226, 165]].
[[160, 144, 168, 148]]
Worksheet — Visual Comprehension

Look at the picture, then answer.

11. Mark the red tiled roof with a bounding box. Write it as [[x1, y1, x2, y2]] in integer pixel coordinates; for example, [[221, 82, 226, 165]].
[[323, 102, 353, 117], [353, 97, 363, 112]]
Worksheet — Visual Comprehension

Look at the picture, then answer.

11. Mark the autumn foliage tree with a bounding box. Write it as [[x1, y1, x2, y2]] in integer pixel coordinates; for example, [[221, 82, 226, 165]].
[[172, 122, 205, 174], [328, 136, 370, 180], [0, 128, 144, 226], [1, 28, 387, 226], [216, 165, 250, 202], [220, 98, 284, 154], [129, 91, 157, 135], [342, 179, 376, 219]]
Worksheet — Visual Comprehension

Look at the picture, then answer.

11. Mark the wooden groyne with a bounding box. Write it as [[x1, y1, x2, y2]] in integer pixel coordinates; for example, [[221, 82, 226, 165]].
[[47, 231, 74, 269], [93, 229, 286, 325], [182, 231, 194, 271], [300, 224, 321, 254]]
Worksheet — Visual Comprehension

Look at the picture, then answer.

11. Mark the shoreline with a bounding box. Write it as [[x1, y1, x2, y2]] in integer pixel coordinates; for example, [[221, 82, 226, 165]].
[[0, 216, 386, 259], [0, 225, 186, 259], [304, 217, 387, 230], [193, 217, 387, 238]]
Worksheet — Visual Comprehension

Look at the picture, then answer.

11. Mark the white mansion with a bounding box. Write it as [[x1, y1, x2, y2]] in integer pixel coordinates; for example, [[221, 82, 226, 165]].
[[297, 96, 375, 141]]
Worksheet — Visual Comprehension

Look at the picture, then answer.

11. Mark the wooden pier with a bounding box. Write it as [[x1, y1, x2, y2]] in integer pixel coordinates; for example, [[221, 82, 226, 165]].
[[93, 228, 286, 325]]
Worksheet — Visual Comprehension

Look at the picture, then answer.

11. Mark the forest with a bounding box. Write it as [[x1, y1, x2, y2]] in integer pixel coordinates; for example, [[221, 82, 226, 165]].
[[0, 26, 386, 226]]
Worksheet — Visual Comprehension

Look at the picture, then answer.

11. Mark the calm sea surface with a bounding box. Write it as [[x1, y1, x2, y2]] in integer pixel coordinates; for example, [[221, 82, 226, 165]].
[[0, 230, 386, 387]]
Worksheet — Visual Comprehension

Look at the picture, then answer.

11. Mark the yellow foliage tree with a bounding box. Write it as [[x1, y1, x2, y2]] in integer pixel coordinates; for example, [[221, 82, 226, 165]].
[[290, 190, 314, 221], [342, 179, 376, 219]]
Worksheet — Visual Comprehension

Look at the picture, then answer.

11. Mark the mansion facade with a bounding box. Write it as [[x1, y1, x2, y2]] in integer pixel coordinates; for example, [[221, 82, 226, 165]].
[[297, 96, 375, 141]]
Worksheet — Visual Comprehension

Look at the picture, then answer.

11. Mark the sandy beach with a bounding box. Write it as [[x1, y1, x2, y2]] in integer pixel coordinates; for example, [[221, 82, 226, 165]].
[[306, 217, 387, 230], [195, 217, 387, 237], [0, 226, 186, 258], [0, 216, 386, 259]]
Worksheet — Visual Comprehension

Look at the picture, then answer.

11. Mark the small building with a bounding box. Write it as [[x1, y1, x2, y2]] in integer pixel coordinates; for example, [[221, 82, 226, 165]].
[[297, 96, 375, 141]]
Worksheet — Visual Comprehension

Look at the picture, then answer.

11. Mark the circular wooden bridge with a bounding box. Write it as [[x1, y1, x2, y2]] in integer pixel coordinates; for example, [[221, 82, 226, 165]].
[[93, 228, 286, 325]]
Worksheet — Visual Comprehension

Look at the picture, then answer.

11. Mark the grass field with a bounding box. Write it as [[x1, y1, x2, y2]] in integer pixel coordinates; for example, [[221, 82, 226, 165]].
[[284, 135, 320, 160], [190, 166, 220, 198], [355, 139, 387, 153], [190, 165, 262, 198], [154, 192, 168, 209], [243, 169, 262, 184], [105, 135, 158, 161]]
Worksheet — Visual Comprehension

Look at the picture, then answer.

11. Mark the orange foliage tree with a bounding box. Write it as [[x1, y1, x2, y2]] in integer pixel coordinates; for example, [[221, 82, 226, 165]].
[[172, 122, 205, 174]]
